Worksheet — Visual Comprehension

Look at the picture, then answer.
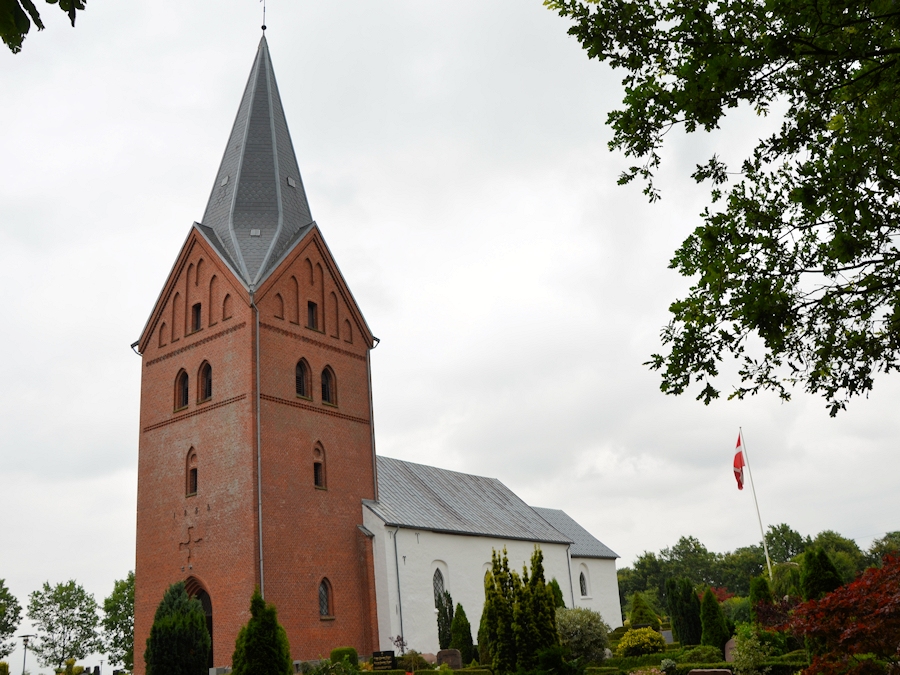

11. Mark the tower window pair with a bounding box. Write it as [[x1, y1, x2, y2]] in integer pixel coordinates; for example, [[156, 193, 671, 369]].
[[295, 361, 337, 405], [174, 362, 213, 411]]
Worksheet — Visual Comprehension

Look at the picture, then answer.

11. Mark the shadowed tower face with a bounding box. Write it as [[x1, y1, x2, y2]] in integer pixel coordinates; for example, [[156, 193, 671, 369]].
[[133, 37, 380, 672]]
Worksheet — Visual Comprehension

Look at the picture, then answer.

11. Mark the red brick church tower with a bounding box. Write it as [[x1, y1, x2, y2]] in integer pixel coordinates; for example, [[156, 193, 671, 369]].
[[133, 36, 380, 672]]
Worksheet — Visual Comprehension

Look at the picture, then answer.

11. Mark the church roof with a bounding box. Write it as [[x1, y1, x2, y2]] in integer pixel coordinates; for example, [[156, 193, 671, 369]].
[[200, 35, 315, 288], [531, 507, 619, 559], [366, 457, 572, 545]]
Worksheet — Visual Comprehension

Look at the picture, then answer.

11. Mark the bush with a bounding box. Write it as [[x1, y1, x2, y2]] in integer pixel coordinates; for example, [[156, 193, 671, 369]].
[[799, 548, 842, 601], [144, 581, 210, 675], [630, 593, 660, 628], [0, 663, 8, 675], [615, 628, 667, 657], [660, 658, 677, 675], [231, 589, 292, 675], [699, 589, 731, 653], [449, 604, 475, 664], [676, 645, 724, 663], [398, 650, 432, 671], [556, 607, 611, 663], [330, 648, 359, 668], [604, 653, 669, 670], [732, 629, 771, 675]]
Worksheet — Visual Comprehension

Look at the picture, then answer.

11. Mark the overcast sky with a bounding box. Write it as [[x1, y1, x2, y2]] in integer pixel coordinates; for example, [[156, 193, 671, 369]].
[[2, 1, 898, 671]]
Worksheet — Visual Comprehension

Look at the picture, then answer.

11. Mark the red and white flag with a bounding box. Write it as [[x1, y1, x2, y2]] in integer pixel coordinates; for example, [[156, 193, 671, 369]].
[[733, 434, 746, 490]]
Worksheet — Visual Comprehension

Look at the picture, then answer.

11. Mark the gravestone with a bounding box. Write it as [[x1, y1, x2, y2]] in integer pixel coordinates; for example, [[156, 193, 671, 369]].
[[725, 637, 737, 662], [661, 629, 675, 644], [437, 649, 462, 669], [372, 650, 397, 671]]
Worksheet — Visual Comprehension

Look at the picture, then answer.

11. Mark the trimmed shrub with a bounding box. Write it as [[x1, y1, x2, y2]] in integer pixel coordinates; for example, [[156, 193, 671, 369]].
[[630, 593, 660, 628], [144, 581, 210, 675], [676, 645, 724, 663], [556, 607, 610, 663], [231, 589, 291, 675], [330, 648, 359, 668], [398, 650, 431, 672], [616, 628, 666, 657], [449, 604, 475, 664], [699, 589, 730, 653]]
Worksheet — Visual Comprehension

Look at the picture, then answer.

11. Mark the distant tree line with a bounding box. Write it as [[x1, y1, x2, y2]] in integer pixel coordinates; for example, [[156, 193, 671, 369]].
[[617, 524, 900, 616]]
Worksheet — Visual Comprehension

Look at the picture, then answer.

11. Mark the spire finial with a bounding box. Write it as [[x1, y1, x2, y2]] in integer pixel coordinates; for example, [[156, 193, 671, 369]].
[[261, 0, 266, 31]]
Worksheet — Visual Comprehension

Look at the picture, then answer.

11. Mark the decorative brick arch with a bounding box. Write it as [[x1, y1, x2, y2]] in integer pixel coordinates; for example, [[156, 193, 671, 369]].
[[184, 576, 213, 669]]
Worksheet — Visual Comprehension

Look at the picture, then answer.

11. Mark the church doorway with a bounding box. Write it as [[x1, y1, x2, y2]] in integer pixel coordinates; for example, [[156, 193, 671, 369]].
[[185, 577, 213, 669]]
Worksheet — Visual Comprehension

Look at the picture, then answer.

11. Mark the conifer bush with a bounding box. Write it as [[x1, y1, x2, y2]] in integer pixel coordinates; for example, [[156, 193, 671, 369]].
[[449, 603, 475, 664], [676, 645, 724, 663], [231, 589, 291, 675], [615, 627, 666, 657], [630, 593, 659, 628], [800, 548, 842, 601], [144, 581, 210, 675], [699, 589, 731, 654]]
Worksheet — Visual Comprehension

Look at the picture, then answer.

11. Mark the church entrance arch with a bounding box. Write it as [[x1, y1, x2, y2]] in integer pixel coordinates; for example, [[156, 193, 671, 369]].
[[185, 576, 213, 669]]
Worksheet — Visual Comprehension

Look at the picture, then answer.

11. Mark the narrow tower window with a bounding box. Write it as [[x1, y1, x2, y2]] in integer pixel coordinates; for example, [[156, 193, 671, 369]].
[[319, 579, 332, 617], [186, 450, 198, 496], [192, 303, 202, 332], [199, 362, 212, 402], [579, 571, 588, 597], [307, 301, 318, 330], [321, 367, 336, 405], [176, 370, 189, 410], [313, 445, 326, 488], [295, 360, 310, 398]]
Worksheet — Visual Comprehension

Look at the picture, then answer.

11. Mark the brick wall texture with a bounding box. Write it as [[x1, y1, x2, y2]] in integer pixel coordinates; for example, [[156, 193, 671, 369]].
[[134, 227, 379, 672]]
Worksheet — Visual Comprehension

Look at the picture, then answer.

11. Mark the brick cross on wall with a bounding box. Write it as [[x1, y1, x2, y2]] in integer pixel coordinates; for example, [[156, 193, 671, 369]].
[[179, 526, 203, 562]]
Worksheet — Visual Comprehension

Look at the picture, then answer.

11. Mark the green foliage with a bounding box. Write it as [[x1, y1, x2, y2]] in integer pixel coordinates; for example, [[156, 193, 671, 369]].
[[477, 606, 490, 666], [481, 547, 559, 673], [770, 563, 802, 600], [144, 581, 210, 675], [615, 628, 666, 657], [449, 603, 475, 664], [101, 571, 134, 671], [546, 0, 900, 415], [0, 580, 21, 659], [748, 576, 773, 622], [660, 658, 677, 675], [549, 578, 566, 608], [800, 548, 843, 600], [866, 531, 900, 567], [27, 580, 100, 669], [330, 648, 358, 668], [665, 578, 701, 647], [764, 525, 810, 564], [676, 646, 724, 664], [732, 628, 772, 675], [397, 650, 431, 672], [231, 589, 291, 675], [436, 590, 454, 650], [629, 592, 659, 627], [0, 660, 8, 675], [0, 0, 86, 54], [720, 597, 750, 627], [811, 531, 864, 583], [61, 658, 85, 675], [699, 589, 730, 653], [556, 607, 610, 663]]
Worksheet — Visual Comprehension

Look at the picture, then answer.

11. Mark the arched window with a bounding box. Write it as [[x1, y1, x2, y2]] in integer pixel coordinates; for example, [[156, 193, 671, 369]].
[[579, 572, 587, 597], [186, 449, 198, 496], [176, 370, 189, 410], [319, 578, 332, 617], [191, 303, 202, 332], [313, 445, 326, 488], [433, 568, 445, 607], [321, 367, 336, 405], [199, 362, 212, 402], [223, 293, 232, 320], [296, 360, 310, 398]]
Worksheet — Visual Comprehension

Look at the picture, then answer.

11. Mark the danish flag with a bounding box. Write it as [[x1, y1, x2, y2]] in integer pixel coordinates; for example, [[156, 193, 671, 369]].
[[733, 434, 746, 490]]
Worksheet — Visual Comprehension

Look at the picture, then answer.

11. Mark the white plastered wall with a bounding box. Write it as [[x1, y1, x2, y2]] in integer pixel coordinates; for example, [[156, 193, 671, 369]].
[[363, 506, 577, 655], [571, 557, 623, 629]]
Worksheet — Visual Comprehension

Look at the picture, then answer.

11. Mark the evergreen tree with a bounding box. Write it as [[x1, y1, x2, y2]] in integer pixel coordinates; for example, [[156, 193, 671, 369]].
[[144, 581, 210, 675], [800, 548, 843, 601], [231, 589, 291, 675], [629, 591, 658, 627], [549, 578, 566, 608], [699, 588, 730, 653], [527, 548, 560, 655], [449, 603, 474, 664], [482, 551, 516, 674], [748, 575, 773, 623], [436, 590, 454, 650]]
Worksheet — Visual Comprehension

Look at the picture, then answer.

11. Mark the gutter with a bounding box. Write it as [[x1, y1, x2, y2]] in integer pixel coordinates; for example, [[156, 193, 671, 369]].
[[393, 526, 404, 642], [566, 544, 576, 608]]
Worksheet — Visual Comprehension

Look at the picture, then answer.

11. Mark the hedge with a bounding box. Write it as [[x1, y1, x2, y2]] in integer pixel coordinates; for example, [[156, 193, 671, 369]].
[[671, 661, 806, 675]]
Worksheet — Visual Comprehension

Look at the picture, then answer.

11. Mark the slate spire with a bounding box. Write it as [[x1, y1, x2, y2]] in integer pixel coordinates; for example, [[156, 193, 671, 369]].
[[201, 36, 314, 287]]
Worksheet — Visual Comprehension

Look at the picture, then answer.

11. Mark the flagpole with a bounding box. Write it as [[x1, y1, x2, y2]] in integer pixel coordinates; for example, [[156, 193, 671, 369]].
[[740, 427, 774, 581]]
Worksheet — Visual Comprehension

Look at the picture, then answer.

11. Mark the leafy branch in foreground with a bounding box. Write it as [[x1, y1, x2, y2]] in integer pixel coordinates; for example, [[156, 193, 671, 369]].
[[546, 0, 900, 415], [1, 0, 86, 54]]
